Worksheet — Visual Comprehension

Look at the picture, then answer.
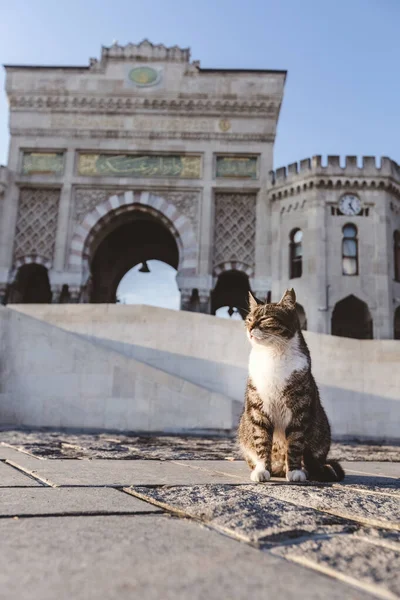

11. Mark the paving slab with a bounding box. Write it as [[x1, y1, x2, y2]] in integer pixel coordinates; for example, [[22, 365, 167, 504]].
[[0, 514, 375, 600], [258, 484, 400, 530], [0, 461, 41, 487], [2, 432, 399, 461], [0, 445, 35, 460], [127, 484, 400, 597], [128, 484, 357, 543], [0, 487, 161, 517], [2, 458, 252, 487], [272, 530, 400, 600], [343, 461, 400, 479]]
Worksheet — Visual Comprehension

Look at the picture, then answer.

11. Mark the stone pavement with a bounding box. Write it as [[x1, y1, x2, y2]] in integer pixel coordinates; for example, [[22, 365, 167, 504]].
[[0, 432, 399, 600]]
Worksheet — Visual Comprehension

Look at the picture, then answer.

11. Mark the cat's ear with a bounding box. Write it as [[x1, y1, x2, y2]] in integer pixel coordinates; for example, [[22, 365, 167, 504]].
[[278, 288, 296, 308], [248, 291, 262, 311]]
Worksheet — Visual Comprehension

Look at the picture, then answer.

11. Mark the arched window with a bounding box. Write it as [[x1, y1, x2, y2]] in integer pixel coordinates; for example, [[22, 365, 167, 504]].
[[290, 229, 303, 279], [394, 231, 400, 282], [342, 224, 358, 276]]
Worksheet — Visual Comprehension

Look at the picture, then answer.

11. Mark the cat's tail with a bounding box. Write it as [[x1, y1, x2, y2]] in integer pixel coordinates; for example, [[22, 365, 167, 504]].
[[305, 458, 345, 482]]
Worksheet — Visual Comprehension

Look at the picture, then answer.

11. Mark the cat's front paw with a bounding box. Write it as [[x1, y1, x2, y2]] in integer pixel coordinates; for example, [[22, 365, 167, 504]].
[[250, 467, 271, 483], [286, 469, 307, 483]]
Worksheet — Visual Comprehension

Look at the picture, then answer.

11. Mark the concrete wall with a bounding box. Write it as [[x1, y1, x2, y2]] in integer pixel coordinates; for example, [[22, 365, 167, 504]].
[[9, 304, 400, 440], [0, 307, 237, 433]]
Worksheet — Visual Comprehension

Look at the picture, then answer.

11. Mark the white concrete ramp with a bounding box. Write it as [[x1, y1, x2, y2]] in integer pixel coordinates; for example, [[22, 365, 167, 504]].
[[0, 307, 238, 433], [3, 304, 400, 439]]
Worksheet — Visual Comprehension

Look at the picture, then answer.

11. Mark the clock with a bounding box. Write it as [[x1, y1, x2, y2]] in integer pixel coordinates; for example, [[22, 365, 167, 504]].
[[339, 194, 362, 216]]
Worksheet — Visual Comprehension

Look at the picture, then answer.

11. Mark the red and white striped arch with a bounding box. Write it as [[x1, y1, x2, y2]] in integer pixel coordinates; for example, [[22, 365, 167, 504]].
[[68, 191, 197, 281], [10, 254, 52, 282], [213, 261, 254, 278]]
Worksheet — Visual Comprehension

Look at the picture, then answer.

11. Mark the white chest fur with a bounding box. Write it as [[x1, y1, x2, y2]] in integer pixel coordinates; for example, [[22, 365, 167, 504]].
[[248, 333, 308, 433]]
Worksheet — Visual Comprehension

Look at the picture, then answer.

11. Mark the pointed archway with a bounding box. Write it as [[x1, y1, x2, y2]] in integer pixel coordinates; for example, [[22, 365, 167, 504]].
[[211, 270, 251, 319], [68, 191, 197, 287], [8, 263, 52, 303], [331, 294, 373, 339], [88, 210, 179, 303]]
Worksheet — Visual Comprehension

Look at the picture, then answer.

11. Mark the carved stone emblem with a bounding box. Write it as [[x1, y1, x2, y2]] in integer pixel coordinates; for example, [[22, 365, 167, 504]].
[[129, 66, 161, 87], [219, 119, 231, 132]]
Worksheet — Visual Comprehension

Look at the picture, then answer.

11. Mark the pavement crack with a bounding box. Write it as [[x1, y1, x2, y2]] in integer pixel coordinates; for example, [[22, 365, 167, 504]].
[[4, 460, 57, 487]]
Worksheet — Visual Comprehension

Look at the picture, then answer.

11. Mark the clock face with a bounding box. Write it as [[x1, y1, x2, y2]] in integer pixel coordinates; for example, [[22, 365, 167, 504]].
[[339, 194, 362, 216]]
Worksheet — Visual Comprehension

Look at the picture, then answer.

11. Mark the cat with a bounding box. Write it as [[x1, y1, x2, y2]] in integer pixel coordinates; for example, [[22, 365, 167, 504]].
[[238, 288, 344, 484]]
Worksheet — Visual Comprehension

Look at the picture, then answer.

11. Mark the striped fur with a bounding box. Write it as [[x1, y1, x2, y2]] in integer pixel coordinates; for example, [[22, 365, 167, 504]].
[[238, 289, 344, 484]]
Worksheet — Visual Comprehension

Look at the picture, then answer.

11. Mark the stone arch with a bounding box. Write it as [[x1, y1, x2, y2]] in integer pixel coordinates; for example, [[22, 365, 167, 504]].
[[213, 261, 254, 278], [331, 294, 373, 339], [68, 191, 197, 283], [211, 269, 252, 319], [10, 254, 52, 283], [8, 262, 52, 304]]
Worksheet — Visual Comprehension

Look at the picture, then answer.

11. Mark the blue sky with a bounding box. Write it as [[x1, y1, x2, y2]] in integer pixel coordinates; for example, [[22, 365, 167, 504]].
[[0, 0, 399, 167]]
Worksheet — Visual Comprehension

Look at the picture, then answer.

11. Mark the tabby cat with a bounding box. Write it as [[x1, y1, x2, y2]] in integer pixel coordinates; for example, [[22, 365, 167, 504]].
[[238, 288, 344, 483]]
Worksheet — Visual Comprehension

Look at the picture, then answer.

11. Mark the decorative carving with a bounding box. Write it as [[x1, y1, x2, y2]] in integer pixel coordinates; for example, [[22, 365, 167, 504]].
[[74, 188, 199, 234], [128, 66, 162, 87], [101, 40, 190, 64], [78, 154, 201, 179], [213, 193, 256, 269], [74, 189, 113, 224], [9, 94, 279, 118], [219, 119, 231, 132], [161, 190, 199, 235], [13, 188, 60, 263], [216, 156, 258, 179], [22, 152, 64, 175]]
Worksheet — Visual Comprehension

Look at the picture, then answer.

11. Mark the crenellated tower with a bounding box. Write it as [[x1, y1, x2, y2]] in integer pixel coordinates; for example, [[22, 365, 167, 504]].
[[268, 155, 400, 339]]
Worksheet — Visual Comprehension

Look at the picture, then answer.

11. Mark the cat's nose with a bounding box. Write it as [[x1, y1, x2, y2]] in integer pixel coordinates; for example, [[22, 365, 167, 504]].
[[250, 327, 263, 339]]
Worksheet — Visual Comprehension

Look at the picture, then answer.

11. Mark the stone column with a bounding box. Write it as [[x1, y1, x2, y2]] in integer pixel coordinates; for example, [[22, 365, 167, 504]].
[[53, 149, 75, 272], [372, 193, 392, 338], [270, 199, 282, 302], [306, 186, 329, 334], [0, 138, 20, 284], [253, 147, 273, 298], [198, 150, 214, 280], [180, 287, 210, 313]]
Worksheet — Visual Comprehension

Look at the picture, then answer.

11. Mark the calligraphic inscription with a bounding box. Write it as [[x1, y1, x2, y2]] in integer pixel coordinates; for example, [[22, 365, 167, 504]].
[[216, 156, 258, 179], [22, 152, 64, 175], [129, 66, 161, 87], [78, 154, 202, 179]]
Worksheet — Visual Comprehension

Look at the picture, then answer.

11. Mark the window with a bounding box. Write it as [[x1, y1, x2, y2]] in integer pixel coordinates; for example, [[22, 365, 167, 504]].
[[394, 231, 400, 282], [342, 224, 358, 276], [290, 229, 303, 279]]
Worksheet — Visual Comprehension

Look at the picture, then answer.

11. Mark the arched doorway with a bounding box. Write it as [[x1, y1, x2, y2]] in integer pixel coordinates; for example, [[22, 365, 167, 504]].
[[89, 210, 179, 303], [117, 260, 180, 309], [211, 270, 251, 319], [88, 210, 179, 303], [331, 295, 373, 339], [394, 306, 400, 340], [8, 264, 52, 303]]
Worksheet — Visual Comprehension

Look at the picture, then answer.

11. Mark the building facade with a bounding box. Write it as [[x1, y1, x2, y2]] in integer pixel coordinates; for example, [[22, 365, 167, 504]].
[[0, 41, 399, 339]]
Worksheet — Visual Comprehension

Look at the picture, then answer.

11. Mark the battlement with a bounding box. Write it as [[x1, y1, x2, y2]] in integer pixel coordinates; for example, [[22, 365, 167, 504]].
[[98, 39, 191, 64], [270, 155, 400, 186]]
